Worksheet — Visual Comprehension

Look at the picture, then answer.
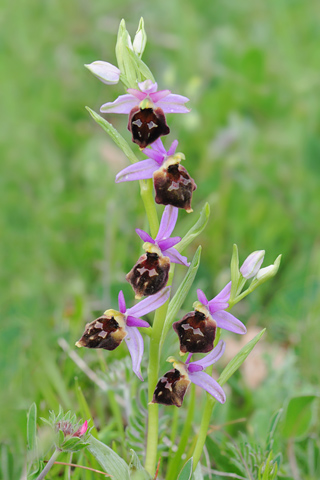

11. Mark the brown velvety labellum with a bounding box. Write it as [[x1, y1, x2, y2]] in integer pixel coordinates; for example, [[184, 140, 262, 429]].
[[153, 162, 197, 212], [128, 106, 170, 148], [126, 251, 170, 298], [76, 315, 126, 351], [152, 368, 190, 407], [173, 310, 217, 354]]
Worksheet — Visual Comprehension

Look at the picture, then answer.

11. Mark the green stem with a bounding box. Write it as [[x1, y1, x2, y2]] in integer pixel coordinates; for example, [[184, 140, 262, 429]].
[[140, 179, 159, 238], [192, 394, 217, 470], [166, 383, 196, 480], [35, 448, 60, 480], [144, 300, 169, 474]]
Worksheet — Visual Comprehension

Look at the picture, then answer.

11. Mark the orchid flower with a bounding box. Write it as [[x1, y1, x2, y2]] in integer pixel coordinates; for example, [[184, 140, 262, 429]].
[[115, 138, 180, 183], [76, 287, 170, 380], [152, 340, 226, 407], [127, 205, 189, 298], [173, 282, 246, 354], [136, 204, 189, 267], [100, 79, 190, 148]]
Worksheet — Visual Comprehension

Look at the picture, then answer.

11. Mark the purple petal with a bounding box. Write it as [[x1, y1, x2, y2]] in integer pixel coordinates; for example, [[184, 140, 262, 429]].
[[156, 205, 178, 242], [197, 289, 208, 306], [126, 286, 171, 317], [126, 316, 150, 328], [163, 247, 190, 267], [126, 88, 146, 101], [118, 291, 126, 314], [157, 236, 181, 251], [208, 282, 232, 312], [124, 326, 144, 381], [138, 80, 158, 93], [211, 311, 247, 335], [135, 228, 155, 244], [157, 94, 190, 114], [188, 371, 226, 404], [115, 159, 158, 183], [167, 139, 179, 156], [188, 340, 226, 370], [208, 301, 229, 314], [100, 94, 138, 114], [188, 364, 203, 373], [149, 90, 171, 103], [142, 148, 165, 165]]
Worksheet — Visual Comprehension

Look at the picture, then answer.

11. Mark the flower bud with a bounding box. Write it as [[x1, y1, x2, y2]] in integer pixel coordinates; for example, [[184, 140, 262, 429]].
[[173, 303, 217, 354], [240, 250, 265, 279], [84, 61, 121, 85], [75, 310, 127, 350], [253, 255, 281, 285], [126, 244, 170, 298], [133, 18, 147, 57], [151, 367, 190, 407], [153, 155, 197, 212]]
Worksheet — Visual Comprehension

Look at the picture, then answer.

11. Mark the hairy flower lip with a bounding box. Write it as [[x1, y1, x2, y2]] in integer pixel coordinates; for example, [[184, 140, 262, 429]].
[[152, 340, 226, 407], [196, 283, 247, 335], [76, 287, 170, 381]]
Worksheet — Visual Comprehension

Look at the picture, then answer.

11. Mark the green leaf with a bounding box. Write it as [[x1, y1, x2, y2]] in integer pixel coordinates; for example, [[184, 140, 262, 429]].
[[62, 437, 81, 451], [87, 435, 130, 480], [128, 449, 152, 480], [230, 244, 240, 301], [178, 458, 193, 480], [27, 403, 38, 458], [266, 409, 283, 452], [282, 395, 318, 440], [86, 107, 140, 165], [177, 203, 210, 253], [161, 246, 201, 348], [218, 328, 266, 386], [75, 377, 98, 438], [126, 47, 155, 83], [192, 463, 204, 480]]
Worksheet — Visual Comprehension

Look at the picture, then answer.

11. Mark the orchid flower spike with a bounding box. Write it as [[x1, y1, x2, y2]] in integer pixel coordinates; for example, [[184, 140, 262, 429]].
[[76, 287, 170, 380], [100, 79, 190, 148], [116, 138, 197, 212], [85, 61, 121, 85], [173, 282, 246, 355], [126, 206, 189, 298], [152, 340, 226, 407]]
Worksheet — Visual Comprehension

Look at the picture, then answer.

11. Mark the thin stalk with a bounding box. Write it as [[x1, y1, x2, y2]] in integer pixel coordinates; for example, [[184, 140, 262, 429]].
[[35, 448, 60, 480], [166, 383, 196, 480], [192, 389, 217, 470], [140, 179, 159, 237]]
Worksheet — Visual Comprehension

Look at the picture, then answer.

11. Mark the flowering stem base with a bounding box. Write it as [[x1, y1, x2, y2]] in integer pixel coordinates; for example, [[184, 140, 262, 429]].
[[35, 448, 60, 480]]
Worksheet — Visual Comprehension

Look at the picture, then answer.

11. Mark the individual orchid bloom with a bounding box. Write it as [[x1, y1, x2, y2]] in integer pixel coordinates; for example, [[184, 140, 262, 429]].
[[100, 79, 190, 148], [115, 138, 197, 212], [240, 250, 265, 279], [126, 205, 189, 298], [173, 282, 246, 354], [85, 61, 121, 85], [76, 287, 170, 380], [151, 340, 226, 407]]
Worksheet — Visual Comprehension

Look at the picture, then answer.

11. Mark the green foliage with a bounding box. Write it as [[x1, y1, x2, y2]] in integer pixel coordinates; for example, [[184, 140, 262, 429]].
[[177, 458, 193, 480], [87, 435, 130, 480], [282, 395, 318, 440]]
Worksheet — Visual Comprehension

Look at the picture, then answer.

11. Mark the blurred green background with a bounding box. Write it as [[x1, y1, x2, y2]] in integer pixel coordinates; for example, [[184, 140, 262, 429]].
[[1, 0, 320, 477]]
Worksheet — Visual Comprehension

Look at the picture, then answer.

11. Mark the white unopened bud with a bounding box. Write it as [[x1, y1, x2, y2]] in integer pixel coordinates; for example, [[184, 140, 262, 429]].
[[240, 250, 265, 279], [85, 61, 120, 85], [252, 255, 281, 286], [133, 18, 147, 57]]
